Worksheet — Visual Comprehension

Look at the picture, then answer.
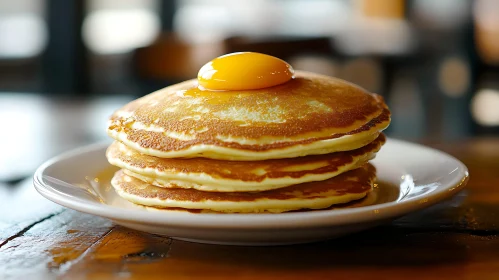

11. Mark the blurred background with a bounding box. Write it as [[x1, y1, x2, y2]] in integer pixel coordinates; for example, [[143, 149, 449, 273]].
[[1, 0, 499, 182]]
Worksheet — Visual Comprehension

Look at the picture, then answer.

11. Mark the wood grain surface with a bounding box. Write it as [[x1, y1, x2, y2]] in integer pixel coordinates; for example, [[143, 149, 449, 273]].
[[1, 138, 499, 280]]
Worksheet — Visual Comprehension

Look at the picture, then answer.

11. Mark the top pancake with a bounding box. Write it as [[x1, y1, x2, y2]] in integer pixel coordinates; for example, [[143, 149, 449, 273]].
[[108, 71, 390, 160]]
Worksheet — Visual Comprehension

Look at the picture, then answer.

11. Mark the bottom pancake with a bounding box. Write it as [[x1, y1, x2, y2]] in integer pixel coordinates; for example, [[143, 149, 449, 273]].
[[111, 164, 376, 213]]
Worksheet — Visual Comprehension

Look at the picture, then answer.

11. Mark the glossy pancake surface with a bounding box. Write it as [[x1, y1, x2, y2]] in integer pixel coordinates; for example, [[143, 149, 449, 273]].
[[108, 71, 390, 160], [111, 164, 376, 213], [107, 134, 385, 192]]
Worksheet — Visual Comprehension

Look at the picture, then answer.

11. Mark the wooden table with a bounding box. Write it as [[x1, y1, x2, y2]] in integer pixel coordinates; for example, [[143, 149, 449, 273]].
[[1, 137, 499, 280]]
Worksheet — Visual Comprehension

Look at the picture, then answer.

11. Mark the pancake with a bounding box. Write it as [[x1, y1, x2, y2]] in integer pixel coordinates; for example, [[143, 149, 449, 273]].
[[108, 71, 390, 161], [106, 134, 386, 192], [111, 164, 376, 213], [143, 188, 379, 214]]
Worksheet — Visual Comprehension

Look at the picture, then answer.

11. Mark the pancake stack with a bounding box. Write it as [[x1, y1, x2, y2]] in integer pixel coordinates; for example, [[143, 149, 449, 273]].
[[107, 67, 390, 213]]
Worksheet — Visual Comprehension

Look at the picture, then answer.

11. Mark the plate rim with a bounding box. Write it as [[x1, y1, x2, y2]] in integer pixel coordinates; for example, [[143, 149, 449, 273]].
[[33, 138, 469, 229]]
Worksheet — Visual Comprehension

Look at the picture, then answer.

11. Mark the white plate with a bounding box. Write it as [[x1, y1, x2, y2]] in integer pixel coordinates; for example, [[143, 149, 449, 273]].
[[34, 138, 468, 246]]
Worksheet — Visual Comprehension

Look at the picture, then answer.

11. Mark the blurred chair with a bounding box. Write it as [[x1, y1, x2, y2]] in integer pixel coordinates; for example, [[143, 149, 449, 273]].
[[131, 34, 225, 95]]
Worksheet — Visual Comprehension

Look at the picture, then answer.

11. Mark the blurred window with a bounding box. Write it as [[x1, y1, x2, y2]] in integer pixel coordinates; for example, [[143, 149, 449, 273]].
[[0, 0, 47, 58], [174, 0, 351, 43], [0, 0, 46, 92], [83, 0, 160, 54]]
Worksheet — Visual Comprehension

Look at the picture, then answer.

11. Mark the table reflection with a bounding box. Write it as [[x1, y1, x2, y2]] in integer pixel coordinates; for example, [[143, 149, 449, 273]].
[[0, 93, 133, 182]]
